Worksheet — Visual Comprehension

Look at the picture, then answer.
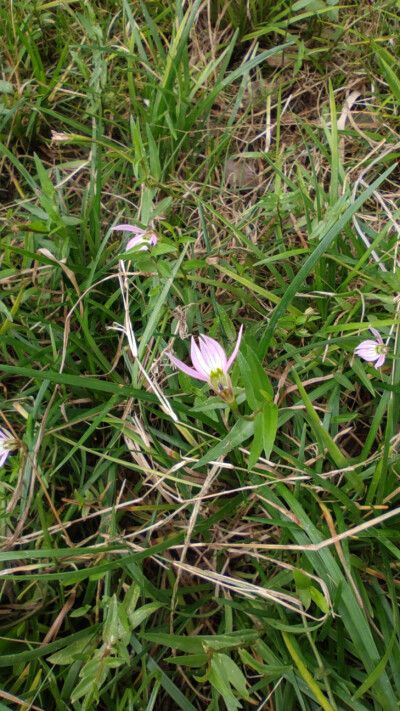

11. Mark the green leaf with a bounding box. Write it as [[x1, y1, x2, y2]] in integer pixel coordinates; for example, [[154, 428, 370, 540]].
[[0, 80, 13, 94], [201, 631, 259, 651], [247, 411, 264, 469], [237, 353, 260, 411], [164, 654, 208, 667], [374, 46, 400, 103], [298, 588, 312, 610], [123, 582, 140, 615], [204, 666, 241, 711], [309, 586, 329, 614], [352, 627, 397, 701], [47, 634, 96, 665], [0, 364, 159, 403], [0, 300, 13, 321], [34, 152, 57, 200], [237, 343, 274, 411], [351, 357, 376, 397], [71, 652, 109, 703], [146, 123, 161, 181], [140, 633, 203, 654], [282, 632, 335, 711], [215, 303, 236, 340], [193, 417, 254, 469], [293, 570, 311, 590], [216, 653, 249, 698], [128, 602, 163, 630], [238, 649, 292, 681], [103, 595, 119, 646], [140, 630, 258, 654], [70, 605, 92, 618], [262, 401, 278, 460]]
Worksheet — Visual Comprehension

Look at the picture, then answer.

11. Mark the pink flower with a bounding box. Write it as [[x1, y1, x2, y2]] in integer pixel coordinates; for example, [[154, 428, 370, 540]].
[[167, 326, 243, 403], [111, 224, 158, 251], [354, 327, 388, 369], [0, 428, 13, 468]]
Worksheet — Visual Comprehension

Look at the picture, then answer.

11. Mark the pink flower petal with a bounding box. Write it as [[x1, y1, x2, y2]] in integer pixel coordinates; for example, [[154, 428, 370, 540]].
[[167, 326, 243, 390], [198, 335, 227, 372], [355, 350, 379, 362], [0, 429, 11, 468], [375, 354, 386, 368], [355, 339, 380, 350], [111, 224, 144, 234], [369, 327, 383, 343], [191, 338, 212, 379], [125, 235, 149, 251], [226, 324, 243, 370], [166, 352, 209, 382]]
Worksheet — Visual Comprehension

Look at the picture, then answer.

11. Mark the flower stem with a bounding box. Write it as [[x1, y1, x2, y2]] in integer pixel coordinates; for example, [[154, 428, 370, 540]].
[[229, 402, 256, 421]]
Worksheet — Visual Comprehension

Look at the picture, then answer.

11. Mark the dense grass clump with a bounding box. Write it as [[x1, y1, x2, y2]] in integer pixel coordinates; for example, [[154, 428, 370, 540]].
[[1, 0, 400, 709]]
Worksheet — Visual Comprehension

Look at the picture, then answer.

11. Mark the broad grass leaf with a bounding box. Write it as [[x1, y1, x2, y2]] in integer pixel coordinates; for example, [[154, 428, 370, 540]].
[[128, 602, 163, 630], [248, 411, 264, 469], [47, 635, 96, 665], [352, 628, 397, 701], [262, 401, 278, 460], [215, 653, 249, 698], [193, 418, 254, 469], [164, 654, 208, 667], [351, 358, 376, 397], [309, 586, 329, 614], [237, 344, 274, 411], [140, 633, 203, 654], [202, 665, 241, 711], [103, 595, 119, 646], [238, 649, 292, 682]]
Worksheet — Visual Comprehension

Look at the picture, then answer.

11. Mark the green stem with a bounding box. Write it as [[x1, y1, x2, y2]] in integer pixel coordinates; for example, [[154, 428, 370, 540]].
[[229, 402, 256, 421], [282, 631, 335, 711]]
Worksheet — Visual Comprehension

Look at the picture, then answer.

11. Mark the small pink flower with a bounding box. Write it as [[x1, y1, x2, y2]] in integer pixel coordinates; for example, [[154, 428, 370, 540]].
[[111, 223, 158, 252], [354, 327, 388, 369], [0, 428, 13, 468], [167, 326, 243, 403]]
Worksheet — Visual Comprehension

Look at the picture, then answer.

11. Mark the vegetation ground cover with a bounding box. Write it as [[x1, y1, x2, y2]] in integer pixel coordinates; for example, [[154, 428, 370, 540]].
[[1, 0, 400, 709]]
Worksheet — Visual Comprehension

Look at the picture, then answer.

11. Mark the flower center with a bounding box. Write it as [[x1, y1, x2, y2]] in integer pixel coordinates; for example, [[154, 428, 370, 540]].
[[376, 344, 389, 355], [209, 368, 226, 392]]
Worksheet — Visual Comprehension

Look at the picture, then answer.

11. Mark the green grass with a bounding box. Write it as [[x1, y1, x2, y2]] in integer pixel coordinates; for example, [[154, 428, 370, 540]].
[[1, 0, 400, 709]]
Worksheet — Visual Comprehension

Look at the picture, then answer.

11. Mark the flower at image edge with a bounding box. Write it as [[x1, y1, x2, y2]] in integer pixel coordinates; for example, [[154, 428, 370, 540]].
[[0, 428, 12, 468]]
